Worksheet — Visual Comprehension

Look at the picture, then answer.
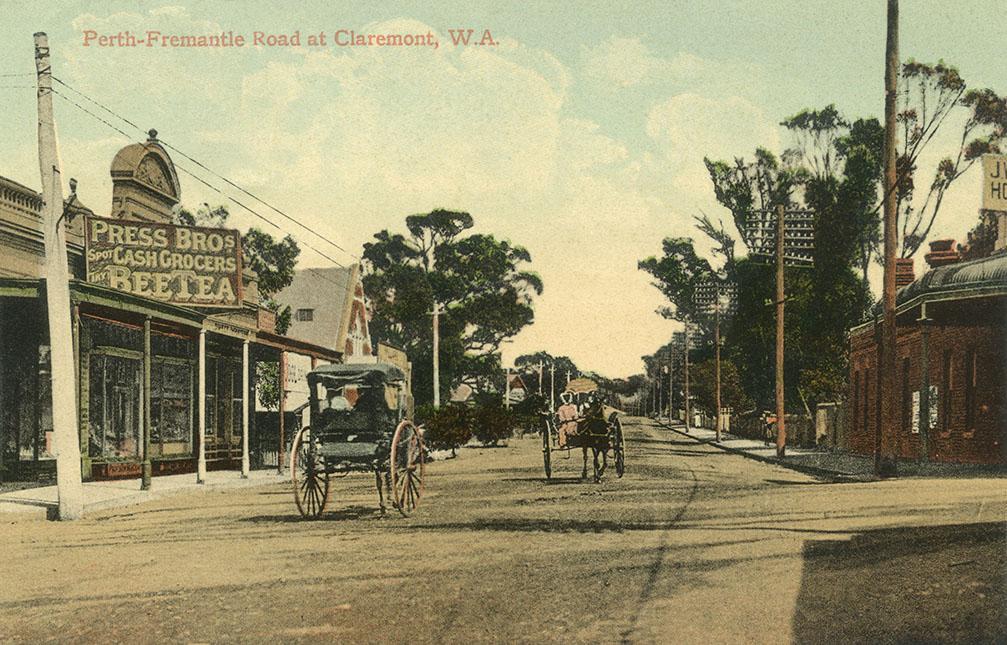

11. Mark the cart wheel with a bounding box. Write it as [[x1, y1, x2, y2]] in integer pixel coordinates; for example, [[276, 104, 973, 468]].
[[542, 417, 552, 480], [611, 414, 625, 478], [291, 426, 329, 519], [390, 420, 425, 517]]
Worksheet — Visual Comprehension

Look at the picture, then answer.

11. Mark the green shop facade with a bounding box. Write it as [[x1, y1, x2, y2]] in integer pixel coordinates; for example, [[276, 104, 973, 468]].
[[0, 135, 339, 483]]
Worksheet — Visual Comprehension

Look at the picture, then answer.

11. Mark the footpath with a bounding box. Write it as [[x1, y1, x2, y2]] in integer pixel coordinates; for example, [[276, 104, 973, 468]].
[[656, 419, 1006, 481], [0, 469, 286, 519]]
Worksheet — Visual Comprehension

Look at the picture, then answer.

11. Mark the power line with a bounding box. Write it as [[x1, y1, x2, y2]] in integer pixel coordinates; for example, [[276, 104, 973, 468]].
[[50, 87, 355, 295], [51, 76, 360, 261]]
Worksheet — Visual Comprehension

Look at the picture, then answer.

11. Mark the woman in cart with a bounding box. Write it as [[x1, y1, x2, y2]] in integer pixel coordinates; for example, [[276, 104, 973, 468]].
[[556, 392, 578, 448]]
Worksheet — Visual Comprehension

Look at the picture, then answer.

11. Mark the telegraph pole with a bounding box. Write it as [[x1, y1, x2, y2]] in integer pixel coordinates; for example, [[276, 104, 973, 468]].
[[774, 203, 786, 457], [35, 33, 84, 520], [432, 302, 441, 409], [537, 362, 544, 397], [684, 323, 691, 431], [505, 365, 511, 410], [549, 363, 555, 413], [715, 299, 722, 442], [668, 359, 674, 424], [878, 0, 900, 476]]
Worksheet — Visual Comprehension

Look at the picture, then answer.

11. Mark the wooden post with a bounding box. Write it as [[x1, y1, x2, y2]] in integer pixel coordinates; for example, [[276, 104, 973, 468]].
[[430, 303, 439, 406], [879, 0, 900, 476], [715, 301, 722, 442], [277, 350, 286, 474], [34, 32, 84, 519], [684, 323, 691, 430], [668, 356, 674, 424], [197, 329, 206, 483], [241, 339, 249, 478], [775, 203, 787, 457], [141, 317, 151, 490], [549, 363, 555, 413], [505, 366, 511, 410], [918, 302, 931, 461]]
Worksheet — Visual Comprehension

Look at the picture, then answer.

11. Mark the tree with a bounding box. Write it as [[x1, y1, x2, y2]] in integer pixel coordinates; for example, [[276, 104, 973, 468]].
[[638, 238, 715, 322], [362, 209, 542, 406], [514, 351, 579, 395], [174, 204, 301, 409], [690, 358, 751, 417], [895, 62, 1006, 258]]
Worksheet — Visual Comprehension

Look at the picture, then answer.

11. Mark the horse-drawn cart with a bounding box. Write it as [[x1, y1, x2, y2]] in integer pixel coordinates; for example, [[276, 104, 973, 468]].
[[541, 377, 625, 482], [289, 363, 425, 519]]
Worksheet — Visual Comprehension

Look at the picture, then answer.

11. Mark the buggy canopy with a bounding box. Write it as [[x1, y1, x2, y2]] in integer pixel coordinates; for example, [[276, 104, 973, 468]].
[[565, 377, 598, 394], [309, 362, 405, 385]]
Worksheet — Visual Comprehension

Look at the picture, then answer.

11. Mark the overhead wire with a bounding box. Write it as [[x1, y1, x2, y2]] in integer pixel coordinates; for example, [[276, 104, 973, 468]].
[[49, 86, 356, 295], [51, 75, 359, 261]]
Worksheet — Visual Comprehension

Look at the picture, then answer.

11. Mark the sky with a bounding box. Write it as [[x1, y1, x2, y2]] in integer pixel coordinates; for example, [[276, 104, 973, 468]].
[[0, 1, 1002, 377]]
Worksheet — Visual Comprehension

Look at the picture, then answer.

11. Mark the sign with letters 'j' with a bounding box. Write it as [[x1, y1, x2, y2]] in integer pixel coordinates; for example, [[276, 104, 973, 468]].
[[981, 154, 1007, 211], [85, 216, 243, 308]]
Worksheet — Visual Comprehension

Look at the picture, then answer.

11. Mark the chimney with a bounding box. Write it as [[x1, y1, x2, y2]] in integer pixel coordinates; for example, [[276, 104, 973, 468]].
[[895, 257, 915, 287], [924, 238, 959, 269], [996, 213, 1007, 252]]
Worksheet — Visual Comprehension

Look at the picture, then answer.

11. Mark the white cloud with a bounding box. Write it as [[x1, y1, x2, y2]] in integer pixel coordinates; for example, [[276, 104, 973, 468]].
[[581, 36, 667, 88]]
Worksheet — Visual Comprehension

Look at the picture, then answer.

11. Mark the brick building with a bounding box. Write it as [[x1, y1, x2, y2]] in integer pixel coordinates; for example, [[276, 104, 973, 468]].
[[847, 241, 1007, 465]]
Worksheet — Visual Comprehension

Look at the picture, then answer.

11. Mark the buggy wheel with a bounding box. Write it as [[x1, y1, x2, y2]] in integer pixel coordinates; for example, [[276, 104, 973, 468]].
[[291, 426, 329, 519], [542, 417, 552, 480], [390, 420, 425, 517], [611, 414, 625, 478]]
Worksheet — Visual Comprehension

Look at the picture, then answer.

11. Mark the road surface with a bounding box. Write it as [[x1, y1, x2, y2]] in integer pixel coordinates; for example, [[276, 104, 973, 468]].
[[1, 418, 1004, 643]]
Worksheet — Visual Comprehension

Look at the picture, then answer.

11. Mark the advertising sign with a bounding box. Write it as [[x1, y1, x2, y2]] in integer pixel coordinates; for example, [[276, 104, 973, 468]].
[[981, 154, 1007, 211], [85, 216, 243, 308]]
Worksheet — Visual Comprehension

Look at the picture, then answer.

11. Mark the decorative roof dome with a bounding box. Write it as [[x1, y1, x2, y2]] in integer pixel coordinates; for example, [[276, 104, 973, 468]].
[[110, 129, 180, 224]]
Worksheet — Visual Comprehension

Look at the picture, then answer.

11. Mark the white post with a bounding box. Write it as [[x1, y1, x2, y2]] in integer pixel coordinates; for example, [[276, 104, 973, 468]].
[[432, 302, 440, 409], [537, 362, 543, 396], [549, 363, 555, 413], [35, 33, 83, 520], [505, 366, 511, 410], [197, 329, 207, 483], [241, 339, 249, 478]]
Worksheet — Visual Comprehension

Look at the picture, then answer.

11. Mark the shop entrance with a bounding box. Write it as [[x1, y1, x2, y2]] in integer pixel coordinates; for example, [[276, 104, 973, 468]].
[[88, 352, 142, 460], [205, 356, 244, 463]]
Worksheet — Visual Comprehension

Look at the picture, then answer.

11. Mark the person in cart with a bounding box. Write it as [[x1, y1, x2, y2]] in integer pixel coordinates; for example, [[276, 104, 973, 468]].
[[556, 392, 579, 448]]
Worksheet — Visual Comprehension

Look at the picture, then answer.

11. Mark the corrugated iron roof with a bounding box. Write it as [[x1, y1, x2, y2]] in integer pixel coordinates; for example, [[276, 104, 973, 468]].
[[896, 249, 1007, 307]]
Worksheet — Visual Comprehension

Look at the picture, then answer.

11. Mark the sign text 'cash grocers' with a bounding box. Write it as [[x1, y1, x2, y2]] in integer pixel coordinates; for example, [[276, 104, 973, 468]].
[[85, 217, 243, 307]]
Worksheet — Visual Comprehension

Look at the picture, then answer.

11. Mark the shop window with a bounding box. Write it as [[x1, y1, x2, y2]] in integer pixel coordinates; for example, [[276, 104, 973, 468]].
[[296, 308, 314, 322], [901, 358, 911, 433], [87, 353, 141, 459], [861, 368, 870, 435], [852, 371, 860, 433], [941, 350, 952, 433], [152, 360, 193, 457], [965, 350, 976, 433]]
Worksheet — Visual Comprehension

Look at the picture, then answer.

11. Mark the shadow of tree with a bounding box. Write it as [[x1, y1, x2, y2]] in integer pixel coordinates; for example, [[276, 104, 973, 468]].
[[791, 521, 1006, 644]]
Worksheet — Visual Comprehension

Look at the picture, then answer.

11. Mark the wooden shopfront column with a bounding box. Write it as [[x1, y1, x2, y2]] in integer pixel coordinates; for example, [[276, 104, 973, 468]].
[[197, 329, 207, 484], [141, 317, 152, 490], [277, 350, 287, 475], [241, 339, 250, 478]]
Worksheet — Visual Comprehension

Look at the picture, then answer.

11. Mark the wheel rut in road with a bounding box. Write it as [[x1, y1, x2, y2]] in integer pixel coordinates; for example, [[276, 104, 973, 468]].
[[618, 418, 700, 644]]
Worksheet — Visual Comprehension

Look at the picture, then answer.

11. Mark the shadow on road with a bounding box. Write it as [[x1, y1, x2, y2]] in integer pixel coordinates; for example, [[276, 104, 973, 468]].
[[242, 504, 385, 523], [791, 520, 1006, 644]]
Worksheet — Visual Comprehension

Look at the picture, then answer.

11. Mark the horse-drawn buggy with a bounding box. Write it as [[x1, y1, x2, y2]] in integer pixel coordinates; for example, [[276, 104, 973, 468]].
[[541, 377, 625, 482], [289, 363, 425, 519]]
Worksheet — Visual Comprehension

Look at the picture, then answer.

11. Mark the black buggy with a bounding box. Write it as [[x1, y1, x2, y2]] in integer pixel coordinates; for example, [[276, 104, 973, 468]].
[[289, 363, 425, 519]]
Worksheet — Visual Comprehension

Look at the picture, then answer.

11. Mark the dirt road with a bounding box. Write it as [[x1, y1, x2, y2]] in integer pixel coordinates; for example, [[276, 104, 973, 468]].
[[1, 418, 1004, 643]]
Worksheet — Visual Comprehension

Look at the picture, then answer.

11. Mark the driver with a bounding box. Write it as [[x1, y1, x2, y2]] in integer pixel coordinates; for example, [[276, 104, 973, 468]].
[[556, 391, 578, 448]]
